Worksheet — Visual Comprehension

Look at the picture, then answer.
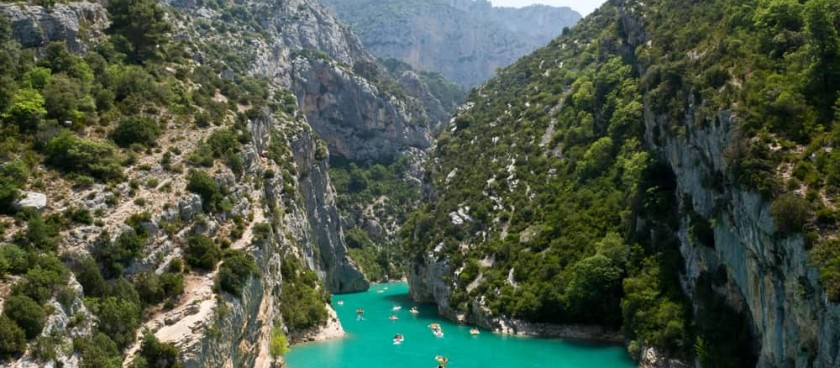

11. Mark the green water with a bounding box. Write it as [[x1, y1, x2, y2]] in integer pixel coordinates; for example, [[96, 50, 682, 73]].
[[285, 283, 637, 368]]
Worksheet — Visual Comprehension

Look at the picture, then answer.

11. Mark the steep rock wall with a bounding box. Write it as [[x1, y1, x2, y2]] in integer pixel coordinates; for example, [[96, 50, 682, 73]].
[[0, 2, 108, 53], [321, 0, 581, 87]]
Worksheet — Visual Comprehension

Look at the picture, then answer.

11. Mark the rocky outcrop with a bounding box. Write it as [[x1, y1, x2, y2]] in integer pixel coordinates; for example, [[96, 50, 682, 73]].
[[321, 0, 581, 87], [13, 191, 47, 211], [0, 2, 108, 53], [288, 126, 369, 293], [639, 347, 690, 368], [289, 57, 433, 161]]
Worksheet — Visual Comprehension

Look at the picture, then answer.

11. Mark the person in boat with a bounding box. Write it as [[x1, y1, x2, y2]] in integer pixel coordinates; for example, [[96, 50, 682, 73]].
[[410, 306, 419, 314], [435, 355, 448, 367], [337, 299, 344, 305], [389, 314, 399, 320]]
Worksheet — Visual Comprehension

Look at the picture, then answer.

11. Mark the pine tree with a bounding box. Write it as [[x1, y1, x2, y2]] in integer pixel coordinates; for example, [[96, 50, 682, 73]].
[[106, 0, 170, 63]]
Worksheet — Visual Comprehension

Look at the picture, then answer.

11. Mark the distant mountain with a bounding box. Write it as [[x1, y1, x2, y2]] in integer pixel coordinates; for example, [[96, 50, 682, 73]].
[[320, 0, 582, 87]]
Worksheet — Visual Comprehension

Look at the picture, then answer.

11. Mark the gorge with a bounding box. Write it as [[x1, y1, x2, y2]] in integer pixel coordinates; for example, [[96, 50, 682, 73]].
[[0, 0, 838, 368]]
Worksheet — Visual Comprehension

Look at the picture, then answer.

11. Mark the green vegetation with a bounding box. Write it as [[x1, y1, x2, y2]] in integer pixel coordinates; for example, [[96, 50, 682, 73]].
[[132, 332, 182, 368], [187, 170, 232, 213], [107, 0, 171, 62], [217, 249, 259, 296], [270, 326, 290, 358], [110, 116, 161, 147], [329, 157, 419, 281], [0, 315, 26, 360], [184, 234, 221, 270], [2, 295, 46, 339], [279, 258, 328, 330]]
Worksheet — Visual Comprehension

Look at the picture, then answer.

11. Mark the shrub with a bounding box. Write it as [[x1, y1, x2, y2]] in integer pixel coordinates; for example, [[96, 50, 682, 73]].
[[70, 255, 108, 298], [135, 271, 184, 306], [21, 212, 58, 252], [186, 171, 226, 212], [206, 128, 240, 157], [111, 117, 161, 147], [3, 295, 46, 339], [12, 258, 68, 304], [93, 296, 141, 349], [270, 327, 289, 358], [4, 88, 46, 132], [0, 315, 26, 359], [771, 193, 811, 235], [92, 229, 145, 277], [0, 160, 29, 213], [184, 235, 220, 270], [76, 333, 121, 368], [44, 130, 123, 181], [136, 331, 181, 368], [217, 250, 259, 296]]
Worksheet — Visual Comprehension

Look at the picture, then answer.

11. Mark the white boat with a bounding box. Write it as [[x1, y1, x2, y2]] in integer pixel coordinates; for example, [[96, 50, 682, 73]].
[[392, 305, 402, 311]]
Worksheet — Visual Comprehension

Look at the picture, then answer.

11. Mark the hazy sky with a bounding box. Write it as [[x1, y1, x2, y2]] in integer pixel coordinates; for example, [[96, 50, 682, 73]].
[[489, 0, 606, 16]]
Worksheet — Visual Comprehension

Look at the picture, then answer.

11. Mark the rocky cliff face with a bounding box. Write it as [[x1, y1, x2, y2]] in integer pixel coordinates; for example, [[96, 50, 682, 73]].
[[170, 0, 441, 163], [321, 0, 581, 87], [0, 2, 108, 53]]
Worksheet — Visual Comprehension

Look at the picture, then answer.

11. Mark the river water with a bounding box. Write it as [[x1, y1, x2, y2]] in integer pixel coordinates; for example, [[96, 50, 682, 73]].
[[285, 282, 637, 368]]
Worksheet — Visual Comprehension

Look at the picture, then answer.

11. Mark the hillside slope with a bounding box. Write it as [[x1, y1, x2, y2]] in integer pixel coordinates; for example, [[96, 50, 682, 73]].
[[0, 0, 454, 365], [403, 0, 840, 367]]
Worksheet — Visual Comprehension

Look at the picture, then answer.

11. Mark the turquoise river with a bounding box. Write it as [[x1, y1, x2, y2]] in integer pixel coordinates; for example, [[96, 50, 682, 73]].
[[285, 282, 637, 368]]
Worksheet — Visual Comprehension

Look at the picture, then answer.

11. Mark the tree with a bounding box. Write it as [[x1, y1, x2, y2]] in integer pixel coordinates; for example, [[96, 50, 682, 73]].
[[3, 295, 46, 339], [4, 88, 46, 132], [184, 235, 220, 270], [94, 296, 140, 349], [564, 255, 624, 326], [111, 116, 161, 147], [217, 250, 259, 296], [107, 0, 170, 63], [804, 0, 840, 120], [0, 315, 26, 359]]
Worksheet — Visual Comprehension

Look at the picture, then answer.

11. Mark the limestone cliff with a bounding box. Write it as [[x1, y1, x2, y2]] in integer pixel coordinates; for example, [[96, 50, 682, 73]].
[[164, 0, 441, 162], [321, 0, 581, 87]]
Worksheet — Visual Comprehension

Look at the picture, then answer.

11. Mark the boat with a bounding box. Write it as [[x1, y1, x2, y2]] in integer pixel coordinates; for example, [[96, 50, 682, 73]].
[[470, 328, 480, 335], [392, 305, 402, 311], [393, 334, 404, 344], [409, 307, 419, 314], [433, 329, 444, 338], [389, 314, 399, 321], [435, 355, 449, 367], [428, 323, 441, 329], [337, 300, 344, 306]]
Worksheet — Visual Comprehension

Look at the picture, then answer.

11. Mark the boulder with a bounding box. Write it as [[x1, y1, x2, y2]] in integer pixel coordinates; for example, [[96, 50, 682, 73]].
[[13, 191, 47, 211]]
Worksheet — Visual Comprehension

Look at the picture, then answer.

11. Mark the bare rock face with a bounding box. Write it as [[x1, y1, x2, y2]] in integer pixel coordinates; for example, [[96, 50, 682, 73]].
[[320, 0, 581, 87], [290, 57, 433, 162], [0, 2, 108, 53]]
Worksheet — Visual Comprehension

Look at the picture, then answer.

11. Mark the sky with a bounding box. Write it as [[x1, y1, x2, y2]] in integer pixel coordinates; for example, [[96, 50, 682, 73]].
[[489, 0, 606, 16]]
